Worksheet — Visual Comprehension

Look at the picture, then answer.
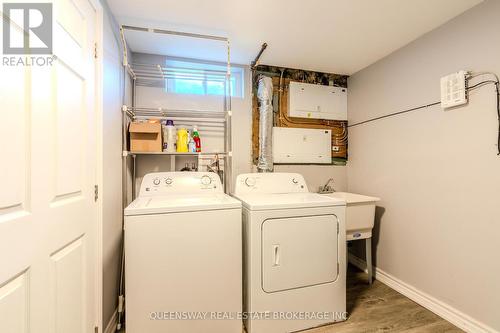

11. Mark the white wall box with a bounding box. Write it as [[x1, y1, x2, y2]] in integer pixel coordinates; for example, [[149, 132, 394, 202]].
[[440, 70, 468, 109], [288, 82, 347, 120], [273, 127, 332, 164]]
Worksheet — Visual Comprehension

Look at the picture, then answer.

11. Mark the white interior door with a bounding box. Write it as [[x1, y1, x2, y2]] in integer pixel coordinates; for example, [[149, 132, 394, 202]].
[[0, 0, 99, 332]]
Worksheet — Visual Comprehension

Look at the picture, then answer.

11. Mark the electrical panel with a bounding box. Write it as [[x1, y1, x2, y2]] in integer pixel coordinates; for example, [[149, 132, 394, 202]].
[[440, 71, 468, 109], [288, 82, 347, 120], [272, 127, 332, 164]]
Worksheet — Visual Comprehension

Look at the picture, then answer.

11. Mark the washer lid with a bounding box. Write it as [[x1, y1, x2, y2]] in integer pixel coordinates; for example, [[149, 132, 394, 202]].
[[124, 194, 241, 216], [233, 192, 345, 211]]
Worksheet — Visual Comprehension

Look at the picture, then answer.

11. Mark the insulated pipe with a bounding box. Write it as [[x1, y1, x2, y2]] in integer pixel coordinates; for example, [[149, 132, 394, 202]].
[[257, 75, 274, 172]]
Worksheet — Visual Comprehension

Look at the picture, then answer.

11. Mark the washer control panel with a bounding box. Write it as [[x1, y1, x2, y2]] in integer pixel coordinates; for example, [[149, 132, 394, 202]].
[[234, 173, 308, 195], [140, 172, 222, 196]]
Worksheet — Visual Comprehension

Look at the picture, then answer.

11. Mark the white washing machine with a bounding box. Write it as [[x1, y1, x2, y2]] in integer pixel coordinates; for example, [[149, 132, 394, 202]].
[[124, 172, 242, 333], [233, 173, 347, 333]]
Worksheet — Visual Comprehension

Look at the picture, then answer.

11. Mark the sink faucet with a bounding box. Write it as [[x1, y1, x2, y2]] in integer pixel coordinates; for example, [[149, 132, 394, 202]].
[[319, 178, 336, 194]]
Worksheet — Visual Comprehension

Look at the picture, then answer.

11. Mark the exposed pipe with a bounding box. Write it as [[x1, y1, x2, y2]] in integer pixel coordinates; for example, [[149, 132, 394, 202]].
[[278, 69, 285, 124], [275, 77, 348, 152], [257, 75, 274, 172], [251, 43, 268, 69]]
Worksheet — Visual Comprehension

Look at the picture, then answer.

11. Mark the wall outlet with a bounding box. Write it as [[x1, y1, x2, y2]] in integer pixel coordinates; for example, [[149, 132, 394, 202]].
[[440, 70, 468, 109]]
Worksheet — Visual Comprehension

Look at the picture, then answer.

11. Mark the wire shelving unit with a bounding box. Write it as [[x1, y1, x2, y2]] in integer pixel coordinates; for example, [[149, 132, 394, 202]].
[[119, 25, 233, 194]]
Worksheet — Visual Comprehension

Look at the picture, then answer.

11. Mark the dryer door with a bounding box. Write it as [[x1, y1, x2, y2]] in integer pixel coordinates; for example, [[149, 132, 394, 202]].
[[262, 214, 339, 293]]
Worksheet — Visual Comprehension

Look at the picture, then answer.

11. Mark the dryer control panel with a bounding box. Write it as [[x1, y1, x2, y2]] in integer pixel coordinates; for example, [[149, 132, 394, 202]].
[[234, 173, 308, 195], [139, 172, 222, 196]]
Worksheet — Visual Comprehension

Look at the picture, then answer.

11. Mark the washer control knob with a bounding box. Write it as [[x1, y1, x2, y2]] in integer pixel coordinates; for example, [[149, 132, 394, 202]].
[[245, 177, 256, 187], [153, 178, 160, 186], [165, 178, 173, 185], [292, 178, 299, 184], [201, 175, 212, 185]]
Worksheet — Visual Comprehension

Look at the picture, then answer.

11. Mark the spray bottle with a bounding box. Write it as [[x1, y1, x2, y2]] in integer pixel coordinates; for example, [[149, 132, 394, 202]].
[[192, 125, 201, 153]]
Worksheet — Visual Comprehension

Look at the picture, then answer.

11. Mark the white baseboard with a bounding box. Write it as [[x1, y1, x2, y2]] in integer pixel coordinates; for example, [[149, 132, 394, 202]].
[[104, 309, 119, 333], [348, 253, 498, 333]]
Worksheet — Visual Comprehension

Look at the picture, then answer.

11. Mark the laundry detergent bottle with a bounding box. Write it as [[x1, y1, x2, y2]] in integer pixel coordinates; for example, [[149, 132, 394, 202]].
[[176, 128, 189, 152], [163, 119, 176, 153]]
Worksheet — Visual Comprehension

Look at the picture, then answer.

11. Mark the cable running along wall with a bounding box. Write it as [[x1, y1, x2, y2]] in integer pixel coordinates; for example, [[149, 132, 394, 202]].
[[348, 72, 500, 155]]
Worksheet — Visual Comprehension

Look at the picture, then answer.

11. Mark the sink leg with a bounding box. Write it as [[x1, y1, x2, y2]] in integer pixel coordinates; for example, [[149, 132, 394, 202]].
[[366, 237, 373, 285]]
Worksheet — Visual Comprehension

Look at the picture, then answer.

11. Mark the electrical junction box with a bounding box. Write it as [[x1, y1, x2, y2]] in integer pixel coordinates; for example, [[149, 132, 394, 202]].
[[272, 127, 332, 164], [440, 70, 468, 109], [288, 81, 347, 120]]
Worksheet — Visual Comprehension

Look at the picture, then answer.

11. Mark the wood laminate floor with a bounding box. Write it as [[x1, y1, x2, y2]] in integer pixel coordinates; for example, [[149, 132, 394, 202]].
[[120, 265, 462, 333], [304, 265, 463, 333]]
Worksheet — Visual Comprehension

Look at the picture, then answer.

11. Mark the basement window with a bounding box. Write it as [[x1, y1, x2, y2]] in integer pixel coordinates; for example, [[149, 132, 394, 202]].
[[165, 58, 244, 98]]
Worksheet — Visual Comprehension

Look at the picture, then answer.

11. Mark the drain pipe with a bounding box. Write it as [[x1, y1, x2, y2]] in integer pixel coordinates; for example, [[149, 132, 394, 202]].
[[257, 75, 274, 172]]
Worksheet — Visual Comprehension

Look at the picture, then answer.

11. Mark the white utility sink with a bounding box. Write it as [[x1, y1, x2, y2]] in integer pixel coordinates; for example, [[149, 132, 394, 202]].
[[322, 192, 380, 285], [322, 192, 380, 241]]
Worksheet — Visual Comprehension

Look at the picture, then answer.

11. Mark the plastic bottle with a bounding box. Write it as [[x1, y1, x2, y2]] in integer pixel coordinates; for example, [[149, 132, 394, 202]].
[[176, 128, 189, 152], [192, 126, 201, 153], [188, 135, 196, 153], [163, 120, 176, 153], [161, 120, 168, 151]]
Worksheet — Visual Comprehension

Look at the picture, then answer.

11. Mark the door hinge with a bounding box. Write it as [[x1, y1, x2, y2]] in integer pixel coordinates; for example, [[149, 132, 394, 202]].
[[94, 326, 99, 333], [337, 221, 339, 234], [94, 42, 98, 59], [94, 185, 99, 202]]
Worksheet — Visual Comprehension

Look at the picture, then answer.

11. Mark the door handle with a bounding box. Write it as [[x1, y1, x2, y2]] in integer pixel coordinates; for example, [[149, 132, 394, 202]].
[[273, 245, 280, 266]]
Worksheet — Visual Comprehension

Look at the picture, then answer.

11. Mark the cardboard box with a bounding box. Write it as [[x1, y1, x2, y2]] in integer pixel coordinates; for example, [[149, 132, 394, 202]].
[[129, 122, 162, 152]]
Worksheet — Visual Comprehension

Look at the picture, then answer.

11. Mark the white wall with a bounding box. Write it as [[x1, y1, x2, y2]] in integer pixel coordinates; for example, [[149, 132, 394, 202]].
[[100, 0, 126, 328], [347, 0, 500, 331]]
